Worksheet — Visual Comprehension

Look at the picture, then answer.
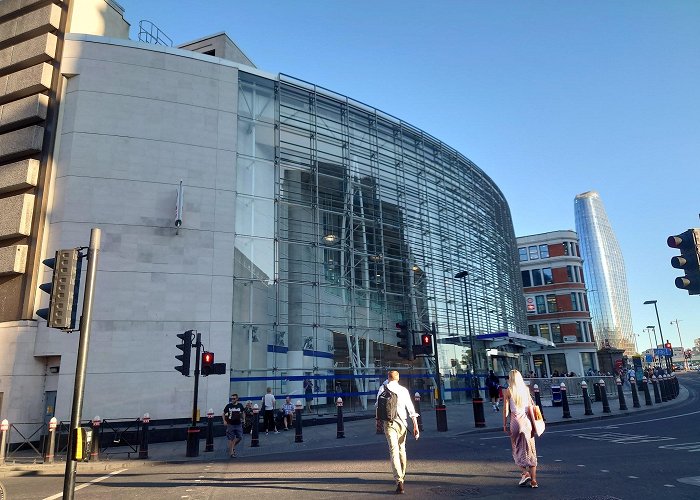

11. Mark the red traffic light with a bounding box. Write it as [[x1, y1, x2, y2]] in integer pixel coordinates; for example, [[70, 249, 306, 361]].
[[202, 351, 214, 366], [421, 334, 431, 346], [664, 342, 672, 349]]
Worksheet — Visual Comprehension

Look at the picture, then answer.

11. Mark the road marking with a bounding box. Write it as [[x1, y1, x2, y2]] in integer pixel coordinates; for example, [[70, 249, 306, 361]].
[[658, 441, 700, 452], [572, 432, 676, 444], [42, 468, 127, 500], [628, 476, 638, 479], [577, 464, 585, 467], [677, 476, 700, 487], [664, 484, 676, 488], [554, 459, 563, 462], [601, 470, 609, 472]]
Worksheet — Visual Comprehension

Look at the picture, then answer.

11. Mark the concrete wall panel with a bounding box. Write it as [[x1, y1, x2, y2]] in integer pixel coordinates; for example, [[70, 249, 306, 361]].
[[0, 158, 39, 193], [0, 192, 35, 240], [0, 244, 28, 275]]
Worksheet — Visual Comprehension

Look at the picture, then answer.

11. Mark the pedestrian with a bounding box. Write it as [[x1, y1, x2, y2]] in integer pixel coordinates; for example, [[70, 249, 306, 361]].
[[304, 378, 313, 413], [243, 400, 254, 434], [486, 370, 501, 411], [282, 396, 294, 430], [376, 370, 419, 494], [222, 393, 244, 457], [502, 369, 538, 488], [261, 387, 279, 434]]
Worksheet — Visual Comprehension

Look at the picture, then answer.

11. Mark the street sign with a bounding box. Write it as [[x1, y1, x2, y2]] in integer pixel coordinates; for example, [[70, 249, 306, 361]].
[[645, 354, 653, 363], [654, 348, 672, 357]]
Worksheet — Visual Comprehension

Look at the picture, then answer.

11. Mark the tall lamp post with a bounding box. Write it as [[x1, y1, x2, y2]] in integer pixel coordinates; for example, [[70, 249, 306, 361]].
[[646, 325, 659, 368], [455, 271, 485, 428], [644, 300, 668, 371], [670, 319, 687, 370]]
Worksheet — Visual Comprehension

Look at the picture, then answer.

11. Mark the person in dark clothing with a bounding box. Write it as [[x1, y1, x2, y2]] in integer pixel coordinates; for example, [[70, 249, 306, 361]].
[[486, 370, 501, 411]]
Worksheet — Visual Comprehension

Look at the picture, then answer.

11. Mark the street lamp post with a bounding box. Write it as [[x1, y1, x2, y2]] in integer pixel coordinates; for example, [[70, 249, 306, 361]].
[[644, 300, 668, 370], [670, 320, 687, 370], [455, 270, 485, 428], [646, 325, 659, 368]]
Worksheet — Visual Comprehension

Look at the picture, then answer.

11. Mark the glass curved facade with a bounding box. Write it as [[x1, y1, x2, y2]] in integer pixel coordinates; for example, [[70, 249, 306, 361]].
[[574, 191, 635, 353], [233, 71, 527, 400]]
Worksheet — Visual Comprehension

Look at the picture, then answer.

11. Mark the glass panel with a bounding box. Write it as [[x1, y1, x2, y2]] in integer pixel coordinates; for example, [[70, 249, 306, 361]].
[[542, 267, 553, 285], [548, 354, 567, 376], [536, 295, 546, 314], [532, 269, 543, 286], [521, 270, 531, 287], [519, 247, 528, 261], [237, 157, 274, 199], [528, 246, 539, 260], [551, 323, 561, 343], [539, 323, 550, 341], [539, 244, 549, 259], [546, 294, 557, 313]]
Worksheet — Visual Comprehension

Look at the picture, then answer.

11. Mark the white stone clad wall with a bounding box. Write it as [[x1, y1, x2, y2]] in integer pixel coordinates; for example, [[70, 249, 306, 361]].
[[35, 39, 238, 421]]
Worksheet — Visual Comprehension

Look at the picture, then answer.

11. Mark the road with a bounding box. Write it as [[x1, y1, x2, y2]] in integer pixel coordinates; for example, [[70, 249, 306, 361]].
[[2, 372, 699, 499]]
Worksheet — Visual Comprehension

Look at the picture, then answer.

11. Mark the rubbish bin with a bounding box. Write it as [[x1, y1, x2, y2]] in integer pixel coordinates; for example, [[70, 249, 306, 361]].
[[551, 385, 562, 407]]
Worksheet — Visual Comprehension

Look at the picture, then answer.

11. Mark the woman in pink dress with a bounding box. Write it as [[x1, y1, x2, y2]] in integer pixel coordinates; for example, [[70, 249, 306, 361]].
[[502, 369, 538, 488]]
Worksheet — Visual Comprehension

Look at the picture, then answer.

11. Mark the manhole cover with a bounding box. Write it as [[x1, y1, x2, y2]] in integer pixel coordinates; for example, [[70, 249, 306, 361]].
[[428, 486, 480, 496]]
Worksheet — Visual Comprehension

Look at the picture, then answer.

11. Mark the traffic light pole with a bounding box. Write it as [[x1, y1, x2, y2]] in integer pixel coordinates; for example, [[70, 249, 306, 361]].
[[186, 332, 202, 457], [63, 228, 100, 500]]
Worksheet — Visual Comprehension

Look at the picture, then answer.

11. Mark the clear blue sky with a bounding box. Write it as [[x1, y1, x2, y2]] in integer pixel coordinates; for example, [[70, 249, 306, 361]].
[[117, 0, 700, 351]]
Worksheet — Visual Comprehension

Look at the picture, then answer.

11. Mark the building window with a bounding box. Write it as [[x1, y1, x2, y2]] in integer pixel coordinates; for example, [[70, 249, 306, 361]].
[[521, 270, 532, 287], [551, 323, 561, 343], [532, 269, 543, 286], [528, 245, 539, 260], [571, 292, 579, 311], [548, 353, 567, 376], [581, 352, 595, 373], [566, 265, 574, 282], [519, 247, 528, 262], [546, 294, 557, 313], [542, 267, 553, 285], [539, 323, 551, 341], [562, 242, 569, 255], [539, 244, 549, 259], [575, 321, 584, 341], [535, 295, 546, 314], [529, 324, 538, 336]]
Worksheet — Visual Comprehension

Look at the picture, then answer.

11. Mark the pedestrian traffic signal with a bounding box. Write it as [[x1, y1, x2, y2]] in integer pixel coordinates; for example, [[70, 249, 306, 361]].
[[396, 320, 413, 360], [413, 332, 434, 356], [201, 351, 214, 376], [175, 330, 194, 376], [667, 228, 700, 295], [36, 249, 82, 330]]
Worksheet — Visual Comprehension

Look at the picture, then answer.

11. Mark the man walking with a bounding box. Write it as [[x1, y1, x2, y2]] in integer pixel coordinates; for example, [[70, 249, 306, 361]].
[[223, 393, 244, 457], [376, 370, 419, 494]]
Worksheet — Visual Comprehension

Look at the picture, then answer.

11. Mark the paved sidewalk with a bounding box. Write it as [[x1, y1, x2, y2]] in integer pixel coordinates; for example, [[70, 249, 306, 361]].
[[0, 383, 687, 475]]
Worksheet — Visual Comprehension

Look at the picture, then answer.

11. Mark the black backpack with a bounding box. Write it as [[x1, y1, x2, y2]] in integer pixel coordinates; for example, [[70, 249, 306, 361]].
[[377, 386, 398, 421]]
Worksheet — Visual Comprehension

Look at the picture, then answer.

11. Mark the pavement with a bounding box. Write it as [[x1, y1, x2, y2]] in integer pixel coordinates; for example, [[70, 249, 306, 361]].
[[0, 381, 688, 477]]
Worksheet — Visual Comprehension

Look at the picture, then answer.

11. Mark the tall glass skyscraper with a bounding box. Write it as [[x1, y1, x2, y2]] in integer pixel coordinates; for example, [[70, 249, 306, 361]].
[[574, 191, 635, 353]]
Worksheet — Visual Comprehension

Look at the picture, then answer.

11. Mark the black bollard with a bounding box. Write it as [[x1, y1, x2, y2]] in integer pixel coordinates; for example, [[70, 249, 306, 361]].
[[652, 376, 662, 404], [413, 393, 424, 431], [138, 413, 149, 459], [204, 409, 214, 452], [336, 398, 345, 439], [533, 384, 545, 422], [185, 426, 200, 457], [616, 378, 628, 411], [250, 406, 260, 447], [593, 380, 602, 402], [581, 381, 594, 416], [294, 400, 304, 443], [91, 416, 102, 462], [673, 375, 680, 397], [436, 404, 450, 431], [630, 377, 641, 408], [470, 374, 484, 428], [560, 383, 572, 418], [659, 375, 668, 402], [600, 379, 611, 413], [642, 377, 653, 406], [666, 375, 676, 399]]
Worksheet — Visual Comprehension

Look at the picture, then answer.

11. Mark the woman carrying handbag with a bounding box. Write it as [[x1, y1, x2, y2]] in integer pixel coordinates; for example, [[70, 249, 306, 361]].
[[502, 369, 539, 488]]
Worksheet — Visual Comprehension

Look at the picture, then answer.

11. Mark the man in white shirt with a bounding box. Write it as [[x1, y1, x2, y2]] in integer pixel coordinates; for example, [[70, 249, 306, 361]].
[[376, 370, 419, 494]]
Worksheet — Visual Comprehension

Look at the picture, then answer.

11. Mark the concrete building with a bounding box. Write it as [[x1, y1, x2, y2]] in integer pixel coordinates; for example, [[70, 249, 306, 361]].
[[0, 0, 528, 430], [517, 231, 598, 377]]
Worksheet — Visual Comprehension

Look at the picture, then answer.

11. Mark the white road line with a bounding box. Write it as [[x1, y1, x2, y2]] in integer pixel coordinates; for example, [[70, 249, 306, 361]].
[[664, 484, 676, 487], [628, 476, 638, 479], [42, 468, 128, 500], [601, 470, 609, 472]]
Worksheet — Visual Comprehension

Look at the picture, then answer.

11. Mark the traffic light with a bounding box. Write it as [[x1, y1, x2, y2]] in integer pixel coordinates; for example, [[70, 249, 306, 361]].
[[36, 249, 82, 330], [201, 351, 226, 376], [396, 320, 413, 360], [420, 332, 434, 356], [201, 351, 214, 376], [667, 228, 700, 295], [175, 330, 194, 376]]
